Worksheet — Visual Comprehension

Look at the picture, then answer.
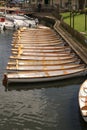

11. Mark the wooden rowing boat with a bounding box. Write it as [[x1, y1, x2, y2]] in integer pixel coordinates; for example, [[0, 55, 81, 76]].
[[13, 35, 61, 39], [12, 33, 62, 40], [11, 49, 71, 55], [12, 46, 67, 50], [13, 31, 58, 37], [13, 29, 58, 35], [12, 39, 63, 44], [13, 40, 62, 45], [16, 36, 61, 39], [12, 38, 63, 43], [13, 41, 63, 45], [18, 32, 60, 39], [9, 55, 76, 60], [13, 32, 58, 36], [12, 51, 72, 57], [12, 42, 65, 47], [5, 68, 86, 84], [11, 45, 68, 50], [78, 80, 87, 122], [7, 58, 80, 66], [6, 64, 85, 71]]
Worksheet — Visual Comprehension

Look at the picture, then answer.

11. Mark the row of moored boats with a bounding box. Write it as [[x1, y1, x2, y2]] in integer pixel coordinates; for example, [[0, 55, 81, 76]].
[[3, 25, 87, 85], [0, 14, 38, 31], [2, 24, 87, 122]]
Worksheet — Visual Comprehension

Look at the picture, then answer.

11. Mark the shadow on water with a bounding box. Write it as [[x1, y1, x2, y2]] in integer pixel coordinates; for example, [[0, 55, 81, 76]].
[[4, 76, 87, 91], [79, 109, 87, 130]]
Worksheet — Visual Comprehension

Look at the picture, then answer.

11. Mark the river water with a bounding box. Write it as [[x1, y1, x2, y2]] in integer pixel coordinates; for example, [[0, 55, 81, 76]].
[[0, 30, 87, 130]]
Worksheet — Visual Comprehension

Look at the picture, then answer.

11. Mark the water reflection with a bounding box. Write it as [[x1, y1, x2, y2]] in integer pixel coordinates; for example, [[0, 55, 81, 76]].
[[78, 110, 87, 130], [5, 76, 87, 91], [0, 83, 84, 130]]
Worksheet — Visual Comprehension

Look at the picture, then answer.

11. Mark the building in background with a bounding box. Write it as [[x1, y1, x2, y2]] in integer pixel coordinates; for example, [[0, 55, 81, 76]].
[[1, 0, 87, 11]]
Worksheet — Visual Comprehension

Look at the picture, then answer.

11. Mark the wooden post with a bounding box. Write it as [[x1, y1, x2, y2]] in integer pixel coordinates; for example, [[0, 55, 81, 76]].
[[85, 12, 87, 31], [70, 11, 72, 27], [72, 11, 75, 29]]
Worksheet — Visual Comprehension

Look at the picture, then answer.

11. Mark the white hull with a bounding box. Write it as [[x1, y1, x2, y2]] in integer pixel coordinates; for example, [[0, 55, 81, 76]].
[[0, 20, 14, 30], [4, 19, 15, 29], [5, 14, 36, 28], [7, 64, 85, 71], [0, 14, 37, 30], [7, 70, 86, 84], [8, 58, 80, 66], [78, 80, 87, 122]]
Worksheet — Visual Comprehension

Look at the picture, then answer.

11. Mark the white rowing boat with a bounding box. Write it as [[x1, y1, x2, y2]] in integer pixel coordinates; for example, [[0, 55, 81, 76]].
[[7, 58, 80, 66], [12, 51, 72, 57], [78, 80, 87, 122], [11, 47, 70, 53], [11, 45, 68, 50], [13, 34, 60, 39], [6, 64, 85, 71], [13, 35, 61, 39], [12, 39, 63, 44], [12, 43, 65, 47], [4, 68, 86, 84], [9, 55, 76, 60]]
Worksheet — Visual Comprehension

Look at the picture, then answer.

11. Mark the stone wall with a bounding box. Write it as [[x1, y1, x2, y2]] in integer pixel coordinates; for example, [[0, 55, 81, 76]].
[[60, 20, 87, 47]]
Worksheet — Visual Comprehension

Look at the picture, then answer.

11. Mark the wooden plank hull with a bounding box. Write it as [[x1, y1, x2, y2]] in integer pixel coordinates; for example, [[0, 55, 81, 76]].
[[11, 48, 71, 53], [11, 45, 69, 50], [12, 50, 71, 56], [7, 58, 80, 66], [12, 51, 73, 57], [6, 68, 86, 83], [6, 64, 85, 71], [9, 56, 76, 61], [12, 41, 64, 46]]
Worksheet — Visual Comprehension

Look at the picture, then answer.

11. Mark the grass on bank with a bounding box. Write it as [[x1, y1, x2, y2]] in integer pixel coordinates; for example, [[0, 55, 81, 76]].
[[61, 12, 87, 38]]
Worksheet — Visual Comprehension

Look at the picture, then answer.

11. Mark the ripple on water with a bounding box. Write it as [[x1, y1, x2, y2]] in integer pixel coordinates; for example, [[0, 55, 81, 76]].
[[0, 88, 60, 129]]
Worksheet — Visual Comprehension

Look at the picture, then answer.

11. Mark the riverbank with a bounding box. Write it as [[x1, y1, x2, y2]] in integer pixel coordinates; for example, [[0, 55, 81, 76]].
[[33, 12, 87, 66]]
